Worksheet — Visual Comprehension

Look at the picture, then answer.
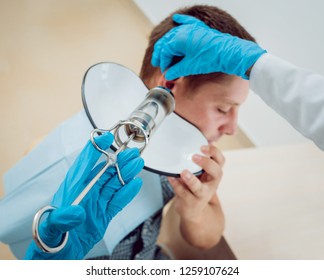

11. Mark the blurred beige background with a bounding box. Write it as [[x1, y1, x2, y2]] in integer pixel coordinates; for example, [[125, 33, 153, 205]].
[[0, 0, 251, 259]]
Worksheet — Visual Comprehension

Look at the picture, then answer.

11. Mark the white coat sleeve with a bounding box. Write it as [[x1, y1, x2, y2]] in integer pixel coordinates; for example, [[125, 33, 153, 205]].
[[250, 53, 324, 150]]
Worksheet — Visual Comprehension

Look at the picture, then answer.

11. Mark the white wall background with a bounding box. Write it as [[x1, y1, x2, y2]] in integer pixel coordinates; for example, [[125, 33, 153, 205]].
[[133, 0, 324, 147]]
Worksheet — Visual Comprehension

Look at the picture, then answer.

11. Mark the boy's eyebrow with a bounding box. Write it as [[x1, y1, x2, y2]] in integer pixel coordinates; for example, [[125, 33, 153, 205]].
[[221, 99, 240, 106]]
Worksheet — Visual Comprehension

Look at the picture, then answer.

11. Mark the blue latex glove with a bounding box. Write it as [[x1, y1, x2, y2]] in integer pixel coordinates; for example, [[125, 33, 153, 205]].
[[25, 132, 144, 260], [152, 14, 266, 80]]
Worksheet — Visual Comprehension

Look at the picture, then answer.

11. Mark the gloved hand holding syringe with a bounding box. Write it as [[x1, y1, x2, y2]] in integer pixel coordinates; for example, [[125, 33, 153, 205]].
[[26, 86, 175, 259]]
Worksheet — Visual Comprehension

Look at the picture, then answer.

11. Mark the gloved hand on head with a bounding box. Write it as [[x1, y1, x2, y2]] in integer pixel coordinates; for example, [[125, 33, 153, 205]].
[[25, 132, 144, 260], [152, 14, 266, 80]]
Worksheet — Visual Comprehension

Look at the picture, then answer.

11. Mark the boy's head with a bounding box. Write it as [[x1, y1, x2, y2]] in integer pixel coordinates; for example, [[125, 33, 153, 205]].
[[139, 5, 254, 142]]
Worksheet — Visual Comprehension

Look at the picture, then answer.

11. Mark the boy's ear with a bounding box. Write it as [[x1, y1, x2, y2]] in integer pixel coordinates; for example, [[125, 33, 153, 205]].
[[157, 75, 184, 91]]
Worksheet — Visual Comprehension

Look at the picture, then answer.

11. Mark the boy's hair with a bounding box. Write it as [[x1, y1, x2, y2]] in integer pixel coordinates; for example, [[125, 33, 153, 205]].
[[140, 5, 256, 89]]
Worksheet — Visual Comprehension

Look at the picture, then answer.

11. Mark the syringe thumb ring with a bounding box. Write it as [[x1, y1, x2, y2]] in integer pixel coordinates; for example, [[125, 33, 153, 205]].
[[32, 205, 69, 253]]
